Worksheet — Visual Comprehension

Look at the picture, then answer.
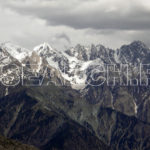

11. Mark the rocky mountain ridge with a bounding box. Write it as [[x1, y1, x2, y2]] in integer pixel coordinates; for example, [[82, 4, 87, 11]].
[[1, 41, 150, 150]]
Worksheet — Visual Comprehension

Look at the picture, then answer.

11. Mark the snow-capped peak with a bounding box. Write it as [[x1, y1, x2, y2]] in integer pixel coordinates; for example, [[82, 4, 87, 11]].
[[1, 41, 150, 90], [34, 42, 53, 51], [33, 42, 56, 56], [0, 42, 31, 62]]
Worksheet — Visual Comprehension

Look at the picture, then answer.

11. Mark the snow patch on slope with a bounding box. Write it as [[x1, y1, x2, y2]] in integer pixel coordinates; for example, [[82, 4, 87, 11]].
[[0, 42, 31, 62], [133, 100, 138, 114]]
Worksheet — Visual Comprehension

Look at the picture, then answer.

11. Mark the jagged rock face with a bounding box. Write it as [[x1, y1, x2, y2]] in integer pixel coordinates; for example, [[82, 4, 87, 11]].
[[65, 44, 90, 61], [34, 43, 54, 57], [90, 44, 111, 62], [0, 48, 19, 65], [119, 41, 150, 64], [0, 48, 11, 65], [65, 44, 115, 63]]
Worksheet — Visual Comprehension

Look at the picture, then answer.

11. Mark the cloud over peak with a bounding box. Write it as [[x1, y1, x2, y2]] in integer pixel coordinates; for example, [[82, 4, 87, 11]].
[[0, 0, 150, 49]]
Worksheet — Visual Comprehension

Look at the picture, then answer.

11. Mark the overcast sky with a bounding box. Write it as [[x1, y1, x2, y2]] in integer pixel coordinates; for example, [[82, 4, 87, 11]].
[[0, 0, 150, 50]]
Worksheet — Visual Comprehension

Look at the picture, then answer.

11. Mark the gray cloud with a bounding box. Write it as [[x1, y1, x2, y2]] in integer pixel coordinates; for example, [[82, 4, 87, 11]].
[[0, 0, 150, 49], [2, 0, 150, 30], [55, 33, 71, 44]]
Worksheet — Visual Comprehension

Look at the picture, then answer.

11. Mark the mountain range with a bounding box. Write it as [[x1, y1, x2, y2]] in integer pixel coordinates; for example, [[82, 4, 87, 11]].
[[0, 41, 150, 150]]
